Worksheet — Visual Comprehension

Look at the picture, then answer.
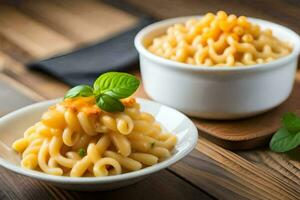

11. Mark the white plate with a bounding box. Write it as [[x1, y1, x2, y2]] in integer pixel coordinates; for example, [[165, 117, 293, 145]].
[[0, 98, 198, 191]]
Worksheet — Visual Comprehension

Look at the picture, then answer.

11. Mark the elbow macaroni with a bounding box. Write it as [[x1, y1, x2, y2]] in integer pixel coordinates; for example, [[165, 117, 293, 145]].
[[12, 97, 177, 177], [147, 11, 292, 66]]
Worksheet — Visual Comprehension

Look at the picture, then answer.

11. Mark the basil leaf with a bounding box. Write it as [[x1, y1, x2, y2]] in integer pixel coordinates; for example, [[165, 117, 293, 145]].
[[93, 72, 140, 98], [103, 88, 135, 99], [96, 94, 124, 112], [64, 85, 94, 99], [282, 112, 300, 133], [269, 127, 300, 152]]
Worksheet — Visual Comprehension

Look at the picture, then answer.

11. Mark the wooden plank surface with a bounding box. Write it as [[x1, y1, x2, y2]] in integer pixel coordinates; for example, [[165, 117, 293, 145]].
[[0, 165, 210, 200], [0, 74, 41, 115], [0, 5, 74, 60], [197, 138, 300, 200], [0, 0, 299, 200], [18, 0, 137, 45], [124, 0, 300, 33]]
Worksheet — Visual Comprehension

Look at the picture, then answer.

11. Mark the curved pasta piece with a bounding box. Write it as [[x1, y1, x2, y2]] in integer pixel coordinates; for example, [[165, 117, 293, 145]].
[[132, 120, 152, 133], [64, 109, 83, 133], [194, 47, 209, 64], [12, 138, 29, 153], [130, 136, 171, 158], [130, 140, 151, 152], [36, 123, 53, 138], [161, 135, 177, 150], [95, 124, 109, 133], [72, 134, 91, 150], [129, 133, 176, 149], [100, 114, 117, 131], [147, 147, 171, 158], [41, 109, 66, 129], [38, 140, 63, 176], [124, 107, 140, 119], [147, 130, 173, 141], [93, 157, 121, 176], [241, 53, 256, 65], [109, 131, 131, 157], [62, 128, 81, 146], [21, 154, 38, 169], [129, 153, 158, 166], [203, 58, 214, 66], [207, 33, 228, 51], [65, 151, 82, 160], [23, 126, 36, 138], [87, 143, 101, 163], [253, 34, 291, 51], [208, 41, 236, 64], [95, 134, 111, 155], [104, 151, 142, 171], [49, 136, 77, 168], [77, 112, 97, 136], [48, 157, 58, 168], [70, 156, 91, 177], [116, 114, 134, 135], [22, 138, 43, 158]]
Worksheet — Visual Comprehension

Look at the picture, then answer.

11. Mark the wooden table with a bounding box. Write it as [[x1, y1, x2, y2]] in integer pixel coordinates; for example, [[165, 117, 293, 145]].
[[0, 0, 299, 199]]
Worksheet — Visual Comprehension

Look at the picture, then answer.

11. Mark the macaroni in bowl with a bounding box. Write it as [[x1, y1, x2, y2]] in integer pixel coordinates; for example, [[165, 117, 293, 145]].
[[147, 11, 292, 66], [12, 97, 177, 177]]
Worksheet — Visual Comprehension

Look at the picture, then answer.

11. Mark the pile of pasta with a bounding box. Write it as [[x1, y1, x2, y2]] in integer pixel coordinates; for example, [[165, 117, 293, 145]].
[[147, 11, 292, 66], [12, 97, 177, 177]]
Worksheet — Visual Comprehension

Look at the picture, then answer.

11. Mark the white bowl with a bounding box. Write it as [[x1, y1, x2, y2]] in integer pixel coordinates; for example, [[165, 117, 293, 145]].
[[135, 16, 300, 119], [0, 98, 198, 191]]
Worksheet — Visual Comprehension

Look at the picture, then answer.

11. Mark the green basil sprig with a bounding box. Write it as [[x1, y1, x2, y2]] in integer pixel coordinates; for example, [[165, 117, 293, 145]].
[[64, 72, 140, 112], [64, 85, 93, 99], [270, 112, 300, 153]]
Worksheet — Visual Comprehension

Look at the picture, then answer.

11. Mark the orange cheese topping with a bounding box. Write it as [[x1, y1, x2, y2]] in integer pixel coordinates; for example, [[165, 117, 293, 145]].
[[61, 97, 101, 115], [59, 97, 136, 115], [121, 97, 136, 107]]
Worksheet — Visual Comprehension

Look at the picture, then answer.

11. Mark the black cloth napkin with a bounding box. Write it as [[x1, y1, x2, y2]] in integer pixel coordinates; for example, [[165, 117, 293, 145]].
[[27, 17, 154, 86]]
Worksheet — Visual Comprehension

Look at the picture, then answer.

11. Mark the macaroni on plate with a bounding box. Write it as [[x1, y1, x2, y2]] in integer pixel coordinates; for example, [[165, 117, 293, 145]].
[[147, 11, 292, 66], [12, 97, 177, 177]]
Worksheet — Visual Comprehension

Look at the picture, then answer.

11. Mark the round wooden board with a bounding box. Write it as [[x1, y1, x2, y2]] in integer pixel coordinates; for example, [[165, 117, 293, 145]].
[[135, 72, 300, 150], [194, 77, 300, 150]]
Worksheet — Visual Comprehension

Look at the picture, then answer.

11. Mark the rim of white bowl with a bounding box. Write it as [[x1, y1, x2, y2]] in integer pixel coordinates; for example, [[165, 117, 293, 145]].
[[134, 16, 300, 72], [0, 98, 198, 184]]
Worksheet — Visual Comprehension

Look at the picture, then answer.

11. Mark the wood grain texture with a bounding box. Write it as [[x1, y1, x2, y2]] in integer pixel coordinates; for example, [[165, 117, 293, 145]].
[[71, 170, 212, 200], [170, 149, 257, 200], [124, 0, 300, 33], [0, 51, 69, 99], [0, 74, 42, 116], [0, 166, 211, 200], [195, 138, 300, 200], [0, 5, 74, 59], [53, 0, 138, 39], [18, 0, 137, 45]]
